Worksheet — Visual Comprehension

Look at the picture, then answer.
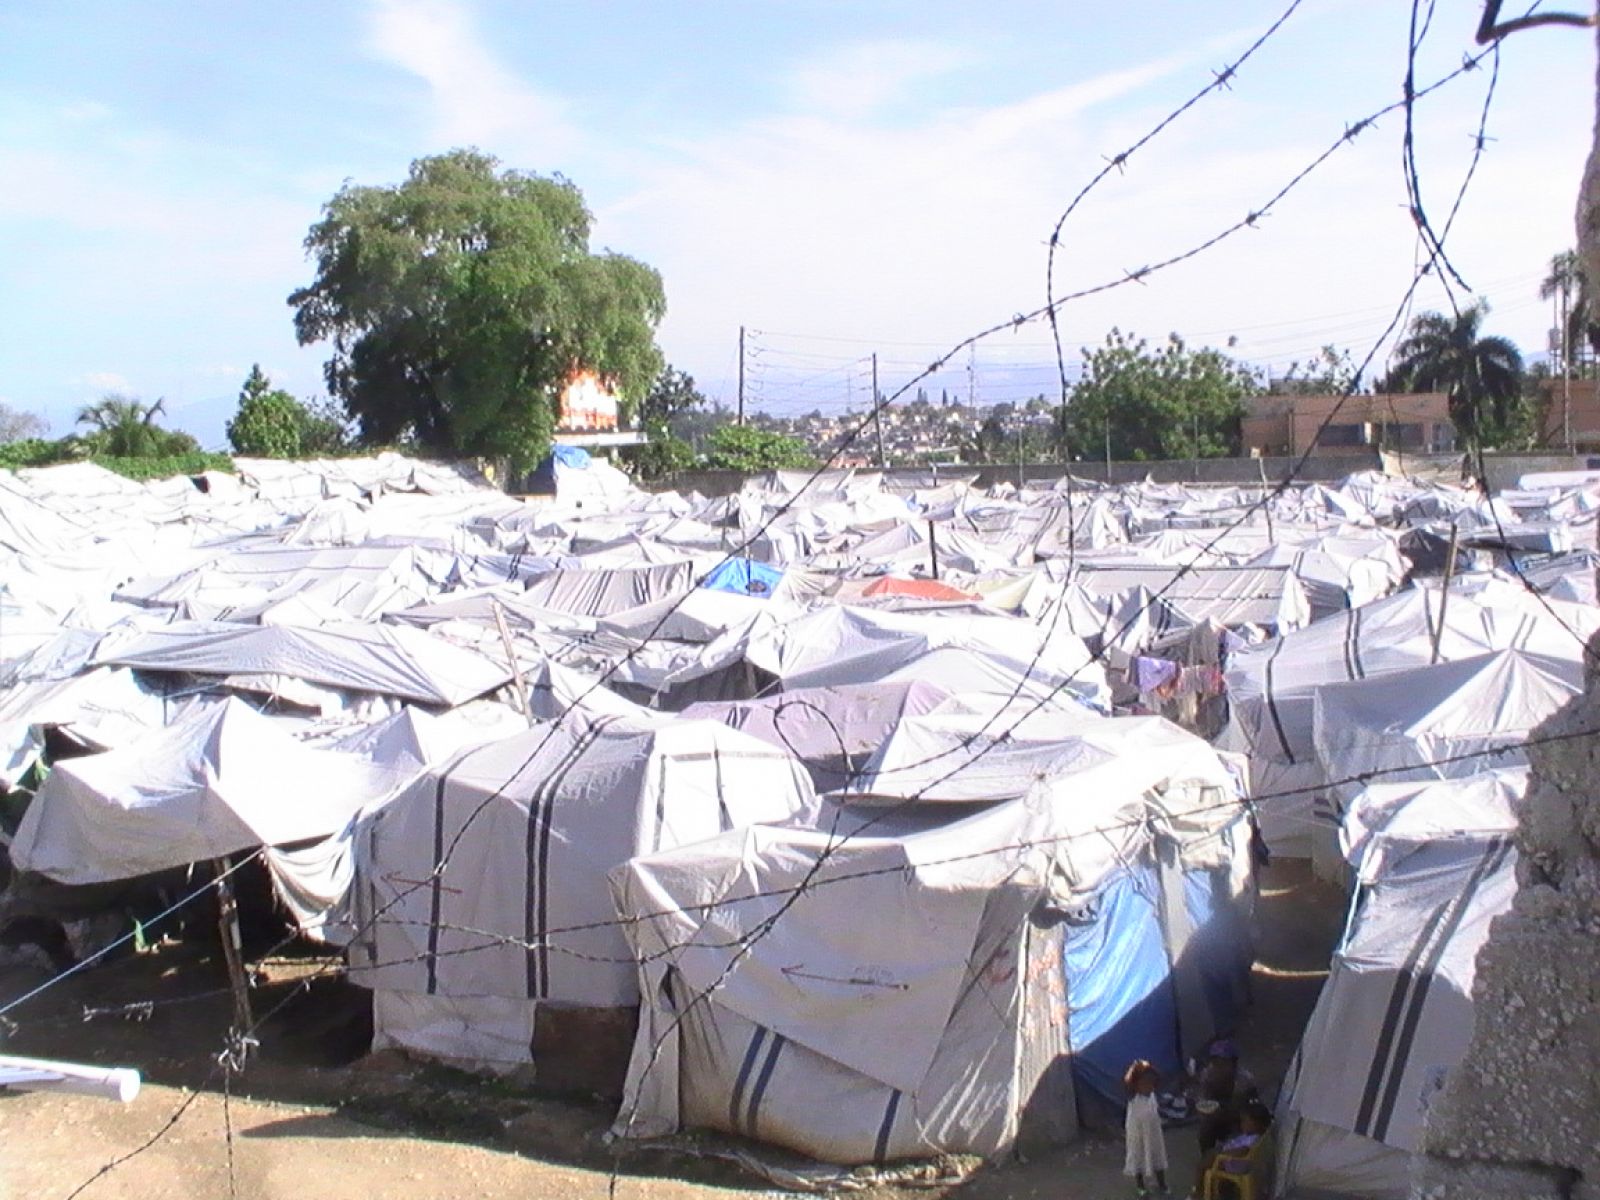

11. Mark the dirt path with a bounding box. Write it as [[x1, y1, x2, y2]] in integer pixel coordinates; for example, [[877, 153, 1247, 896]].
[[2, 1086, 783, 1200], [0, 862, 1343, 1200]]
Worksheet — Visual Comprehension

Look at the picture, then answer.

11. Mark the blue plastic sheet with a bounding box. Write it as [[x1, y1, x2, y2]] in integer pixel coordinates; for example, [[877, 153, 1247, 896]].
[[700, 557, 784, 598], [1063, 865, 1181, 1106]]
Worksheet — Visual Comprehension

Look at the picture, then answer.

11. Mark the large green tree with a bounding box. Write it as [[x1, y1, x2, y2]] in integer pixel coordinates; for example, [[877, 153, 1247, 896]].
[[1056, 330, 1257, 461], [288, 149, 666, 469], [227, 365, 306, 457], [1384, 302, 1524, 446], [640, 365, 706, 426]]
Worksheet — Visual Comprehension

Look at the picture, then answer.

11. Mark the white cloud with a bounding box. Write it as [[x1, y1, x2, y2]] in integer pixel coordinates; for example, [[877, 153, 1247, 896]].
[[593, 18, 1585, 406], [365, 0, 576, 159], [58, 100, 111, 124], [785, 38, 977, 119]]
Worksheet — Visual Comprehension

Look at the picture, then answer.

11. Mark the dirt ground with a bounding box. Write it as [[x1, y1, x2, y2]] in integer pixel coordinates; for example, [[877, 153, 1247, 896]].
[[0, 861, 1344, 1200]]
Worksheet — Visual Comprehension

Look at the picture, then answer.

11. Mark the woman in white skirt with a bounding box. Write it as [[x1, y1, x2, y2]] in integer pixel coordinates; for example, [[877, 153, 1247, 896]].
[[1123, 1059, 1169, 1197]]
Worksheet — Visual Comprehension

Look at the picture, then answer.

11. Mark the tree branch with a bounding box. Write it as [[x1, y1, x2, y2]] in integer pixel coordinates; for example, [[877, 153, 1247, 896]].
[[1477, 1, 1595, 43]]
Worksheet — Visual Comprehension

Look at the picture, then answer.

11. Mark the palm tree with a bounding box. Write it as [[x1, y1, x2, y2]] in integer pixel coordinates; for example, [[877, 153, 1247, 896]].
[[1540, 249, 1596, 367], [75, 394, 172, 457], [1385, 303, 1524, 446]]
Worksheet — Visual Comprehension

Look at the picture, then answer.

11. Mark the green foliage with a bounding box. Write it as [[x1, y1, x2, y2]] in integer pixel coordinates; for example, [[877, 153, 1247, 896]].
[[289, 148, 666, 471], [74, 394, 196, 458], [1384, 303, 1524, 447], [298, 397, 353, 456], [667, 401, 733, 453], [1270, 345, 1359, 396], [639, 365, 706, 427], [228, 365, 307, 457], [963, 414, 1010, 463], [91, 453, 235, 481], [704, 424, 814, 472], [225, 364, 352, 457], [0, 438, 66, 470], [0, 431, 231, 479], [627, 420, 697, 479], [1056, 330, 1257, 461], [1541, 249, 1599, 364]]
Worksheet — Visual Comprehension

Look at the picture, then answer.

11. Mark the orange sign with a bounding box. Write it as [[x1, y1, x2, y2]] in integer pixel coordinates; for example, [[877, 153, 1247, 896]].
[[559, 370, 620, 431]]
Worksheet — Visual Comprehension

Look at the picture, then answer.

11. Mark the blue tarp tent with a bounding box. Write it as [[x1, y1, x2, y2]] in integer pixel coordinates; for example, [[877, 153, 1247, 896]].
[[1063, 865, 1182, 1112], [700, 557, 784, 598], [523, 445, 592, 495], [1063, 853, 1254, 1123]]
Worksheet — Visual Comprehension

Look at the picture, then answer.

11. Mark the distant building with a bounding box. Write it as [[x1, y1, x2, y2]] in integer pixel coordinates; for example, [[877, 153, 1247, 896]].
[[1241, 392, 1454, 457], [1534, 376, 1600, 451], [554, 369, 646, 449]]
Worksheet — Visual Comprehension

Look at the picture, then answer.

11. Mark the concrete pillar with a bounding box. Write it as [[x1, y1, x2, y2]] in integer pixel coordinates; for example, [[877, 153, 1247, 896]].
[[1414, 631, 1600, 1199]]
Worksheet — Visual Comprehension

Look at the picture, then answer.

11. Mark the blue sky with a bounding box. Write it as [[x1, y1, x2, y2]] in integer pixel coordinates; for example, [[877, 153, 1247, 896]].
[[0, 1, 1590, 447]]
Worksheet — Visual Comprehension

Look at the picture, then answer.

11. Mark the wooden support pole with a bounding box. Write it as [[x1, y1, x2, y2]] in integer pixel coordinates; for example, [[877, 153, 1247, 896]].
[[213, 858, 253, 1036], [1431, 521, 1460, 665], [491, 597, 535, 726]]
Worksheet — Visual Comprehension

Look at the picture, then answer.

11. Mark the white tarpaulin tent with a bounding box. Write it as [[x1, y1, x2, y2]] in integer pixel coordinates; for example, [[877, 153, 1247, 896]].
[[1313, 649, 1580, 804], [9, 698, 401, 884], [609, 713, 1252, 1164], [1275, 772, 1522, 1200], [1219, 585, 1597, 855], [680, 680, 955, 792], [93, 619, 511, 707], [1072, 563, 1313, 633], [346, 710, 817, 1072]]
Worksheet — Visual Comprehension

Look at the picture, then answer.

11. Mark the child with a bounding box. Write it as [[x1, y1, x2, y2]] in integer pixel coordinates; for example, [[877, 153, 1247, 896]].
[[1189, 1098, 1273, 1199], [1123, 1059, 1169, 1197]]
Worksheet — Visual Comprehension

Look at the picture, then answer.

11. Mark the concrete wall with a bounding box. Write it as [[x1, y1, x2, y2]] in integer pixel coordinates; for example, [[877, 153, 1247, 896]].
[[654, 455, 1389, 497], [1415, 637, 1600, 1200], [647, 452, 1600, 498], [1474, 452, 1600, 492]]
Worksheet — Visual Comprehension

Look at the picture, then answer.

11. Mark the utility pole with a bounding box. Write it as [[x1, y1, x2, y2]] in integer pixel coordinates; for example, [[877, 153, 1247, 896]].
[[1016, 423, 1025, 491], [1191, 407, 1200, 482], [737, 325, 746, 427], [872, 353, 886, 468], [1104, 414, 1112, 484]]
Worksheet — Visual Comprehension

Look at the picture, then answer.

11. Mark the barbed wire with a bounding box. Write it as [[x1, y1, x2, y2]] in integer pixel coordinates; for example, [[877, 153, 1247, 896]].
[[42, 700, 1578, 1200], [849, 14, 1532, 787], [0, 851, 261, 1020], [15, 7, 1580, 1197]]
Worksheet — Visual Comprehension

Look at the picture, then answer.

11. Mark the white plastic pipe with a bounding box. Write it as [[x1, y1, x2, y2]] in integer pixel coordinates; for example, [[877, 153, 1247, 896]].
[[0, 1054, 141, 1103]]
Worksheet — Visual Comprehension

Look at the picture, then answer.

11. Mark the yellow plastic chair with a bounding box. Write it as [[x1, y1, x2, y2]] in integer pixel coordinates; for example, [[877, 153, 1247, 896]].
[[1201, 1128, 1275, 1200]]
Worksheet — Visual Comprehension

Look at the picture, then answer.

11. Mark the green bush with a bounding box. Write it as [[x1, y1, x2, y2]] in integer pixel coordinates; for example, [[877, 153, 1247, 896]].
[[91, 453, 236, 481], [0, 438, 70, 470], [704, 424, 814, 472], [627, 422, 697, 480]]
